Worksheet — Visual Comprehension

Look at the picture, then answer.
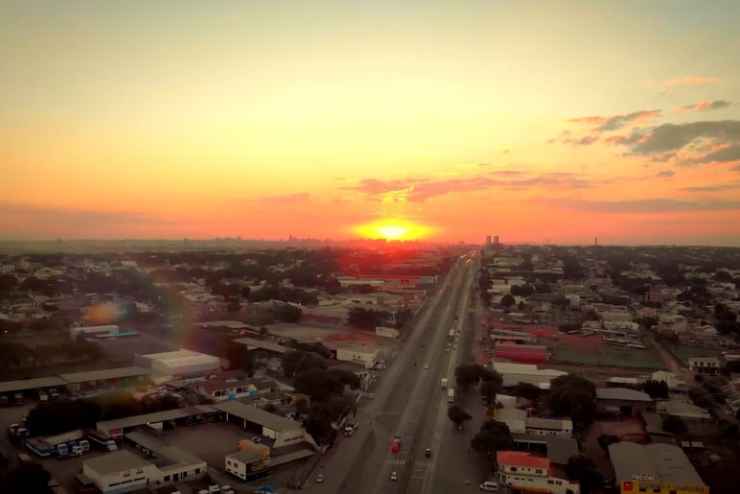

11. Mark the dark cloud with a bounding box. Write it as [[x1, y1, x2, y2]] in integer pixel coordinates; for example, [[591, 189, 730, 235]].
[[347, 172, 598, 202], [541, 197, 740, 213], [556, 110, 660, 146], [656, 170, 675, 178], [596, 110, 661, 132], [677, 100, 731, 113], [681, 181, 740, 193], [628, 121, 740, 160]]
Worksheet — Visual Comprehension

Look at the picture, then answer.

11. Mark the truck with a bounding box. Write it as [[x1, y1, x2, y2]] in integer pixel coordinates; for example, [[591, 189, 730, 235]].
[[440, 378, 448, 389], [447, 387, 456, 404], [86, 429, 118, 451], [26, 429, 85, 458]]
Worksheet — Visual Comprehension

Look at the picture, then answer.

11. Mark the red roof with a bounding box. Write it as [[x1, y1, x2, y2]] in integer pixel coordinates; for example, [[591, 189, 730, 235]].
[[497, 451, 550, 469]]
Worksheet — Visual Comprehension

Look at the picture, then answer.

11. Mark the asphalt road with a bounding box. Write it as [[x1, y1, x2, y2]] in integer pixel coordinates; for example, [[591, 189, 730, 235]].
[[306, 253, 485, 494]]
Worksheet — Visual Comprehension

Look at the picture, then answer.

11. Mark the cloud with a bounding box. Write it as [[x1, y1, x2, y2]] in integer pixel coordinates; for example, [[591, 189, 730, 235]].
[[0, 202, 167, 226], [656, 170, 675, 178], [681, 181, 740, 193], [662, 76, 720, 90], [676, 100, 731, 113], [541, 197, 740, 213], [568, 110, 661, 132], [347, 172, 598, 202]]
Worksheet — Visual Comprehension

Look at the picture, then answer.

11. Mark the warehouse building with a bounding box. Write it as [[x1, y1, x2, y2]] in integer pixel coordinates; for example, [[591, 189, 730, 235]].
[[608, 442, 708, 494], [233, 336, 290, 356], [0, 376, 65, 402], [96, 405, 219, 439], [59, 367, 150, 393], [493, 362, 567, 389], [335, 343, 381, 369], [135, 349, 221, 377], [215, 401, 312, 449]]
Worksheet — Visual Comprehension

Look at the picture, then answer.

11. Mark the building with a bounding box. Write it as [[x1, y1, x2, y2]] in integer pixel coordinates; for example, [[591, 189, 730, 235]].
[[596, 387, 652, 416], [650, 371, 686, 390], [525, 417, 573, 437], [608, 442, 708, 494], [59, 367, 150, 393], [96, 406, 218, 439], [497, 451, 580, 494], [657, 400, 713, 434], [234, 336, 290, 356], [512, 435, 579, 468], [494, 343, 550, 364], [688, 357, 722, 375], [225, 441, 271, 480], [215, 401, 313, 449], [494, 362, 567, 389], [195, 376, 274, 402], [335, 344, 380, 369], [495, 408, 527, 434], [135, 349, 221, 377], [83, 445, 206, 494], [0, 376, 66, 402]]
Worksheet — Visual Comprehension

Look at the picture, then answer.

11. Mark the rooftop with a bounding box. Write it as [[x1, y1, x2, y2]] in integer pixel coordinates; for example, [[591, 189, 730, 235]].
[[0, 376, 65, 394], [596, 387, 652, 402], [609, 442, 706, 488], [84, 450, 151, 475], [233, 337, 289, 354], [215, 401, 303, 432], [657, 400, 712, 420], [59, 366, 150, 384], [96, 405, 217, 434], [497, 451, 550, 469], [526, 417, 572, 430]]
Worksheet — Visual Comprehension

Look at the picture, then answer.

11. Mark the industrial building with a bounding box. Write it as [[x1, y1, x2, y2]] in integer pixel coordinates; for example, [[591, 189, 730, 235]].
[[59, 367, 150, 393], [96, 406, 219, 439], [233, 336, 290, 356], [608, 442, 708, 494], [215, 401, 312, 449], [496, 451, 580, 494], [335, 343, 381, 369], [70, 324, 138, 340], [596, 387, 653, 416], [135, 349, 221, 377], [493, 362, 567, 389]]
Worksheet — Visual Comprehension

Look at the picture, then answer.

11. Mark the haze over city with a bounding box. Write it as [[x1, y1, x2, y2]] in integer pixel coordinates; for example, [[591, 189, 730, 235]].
[[3, 1, 740, 245]]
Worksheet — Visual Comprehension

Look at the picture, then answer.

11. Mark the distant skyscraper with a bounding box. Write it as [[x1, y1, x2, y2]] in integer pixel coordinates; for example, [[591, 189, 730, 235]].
[[486, 235, 492, 245], [594, 236, 598, 246], [494, 235, 500, 246]]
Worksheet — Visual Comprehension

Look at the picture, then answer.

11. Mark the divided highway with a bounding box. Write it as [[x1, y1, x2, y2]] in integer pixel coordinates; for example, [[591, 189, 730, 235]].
[[307, 254, 479, 494]]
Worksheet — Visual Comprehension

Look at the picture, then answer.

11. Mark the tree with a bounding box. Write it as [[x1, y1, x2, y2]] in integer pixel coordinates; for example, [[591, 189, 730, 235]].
[[500, 294, 516, 309], [3, 463, 52, 494], [455, 364, 482, 391], [511, 382, 542, 402], [547, 375, 597, 425], [282, 350, 327, 378], [26, 400, 102, 436], [566, 455, 603, 494], [348, 307, 386, 330], [471, 420, 514, 460], [714, 270, 733, 282], [272, 303, 302, 323], [480, 379, 501, 405], [447, 405, 472, 430], [688, 386, 714, 409], [642, 380, 669, 399], [662, 415, 687, 434], [597, 434, 619, 452]]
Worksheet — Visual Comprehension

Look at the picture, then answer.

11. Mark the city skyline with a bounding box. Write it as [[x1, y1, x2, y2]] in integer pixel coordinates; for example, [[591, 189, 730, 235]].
[[3, 1, 740, 245]]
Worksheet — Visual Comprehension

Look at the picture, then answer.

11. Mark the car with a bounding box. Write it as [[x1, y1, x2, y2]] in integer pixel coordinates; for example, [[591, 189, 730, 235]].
[[424, 448, 431, 458], [479, 480, 499, 491], [390, 471, 398, 481], [315, 473, 325, 483], [423, 364, 430, 370]]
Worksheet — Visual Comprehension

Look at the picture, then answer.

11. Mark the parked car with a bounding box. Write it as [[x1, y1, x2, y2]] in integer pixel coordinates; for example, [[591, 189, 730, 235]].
[[480, 480, 499, 491], [424, 448, 431, 458], [390, 471, 398, 481], [316, 473, 325, 483]]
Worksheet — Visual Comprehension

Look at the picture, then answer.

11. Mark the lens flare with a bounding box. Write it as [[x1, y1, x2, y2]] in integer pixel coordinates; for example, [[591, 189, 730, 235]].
[[353, 219, 434, 241]]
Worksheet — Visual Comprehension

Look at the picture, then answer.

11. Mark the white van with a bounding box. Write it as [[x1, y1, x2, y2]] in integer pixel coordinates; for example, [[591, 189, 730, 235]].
[[480, 480, 499, 491]]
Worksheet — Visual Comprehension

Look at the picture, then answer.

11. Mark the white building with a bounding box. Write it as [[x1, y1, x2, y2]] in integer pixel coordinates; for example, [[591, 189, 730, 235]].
[[493, 362, 567, 389], [215, 401, 315, 449], [225, 445, 270, 480], [650, 370, 685, 390], [497, 451, 580, 494], [336, 344, 380, 369], [494, 408, 526, 434], [83, 448, 206, 494], [525, 417, 573, 437], [70, 324, 120, 340], [688, 356, 722, 375], [136, 349, 221, 377]]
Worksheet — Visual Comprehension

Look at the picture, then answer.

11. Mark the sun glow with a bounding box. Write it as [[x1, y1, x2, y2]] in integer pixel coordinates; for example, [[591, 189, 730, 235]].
[[353, 219, 433, 241]]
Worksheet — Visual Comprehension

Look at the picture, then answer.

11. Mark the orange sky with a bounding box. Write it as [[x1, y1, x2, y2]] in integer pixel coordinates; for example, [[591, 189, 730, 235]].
[[2, 1, 740, 245]]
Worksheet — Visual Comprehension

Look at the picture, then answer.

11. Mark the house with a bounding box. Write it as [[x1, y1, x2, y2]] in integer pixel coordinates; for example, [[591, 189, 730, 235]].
[[495, 408, 527, 434], [525, 417, 573, 438], [608, 442, 708, 494], [596, 387, 652, 416], [688, 357, 722, 375], [335, 344, 380, 369], [497, 451, 580, 494]]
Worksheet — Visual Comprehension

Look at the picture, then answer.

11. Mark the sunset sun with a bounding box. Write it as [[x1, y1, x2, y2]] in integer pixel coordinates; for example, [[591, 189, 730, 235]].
[[353, 219, 433, 241]]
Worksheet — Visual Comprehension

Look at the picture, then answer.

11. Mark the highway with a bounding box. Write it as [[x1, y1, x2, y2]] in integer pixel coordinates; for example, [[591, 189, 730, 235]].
[[306, 253, 487, 494]]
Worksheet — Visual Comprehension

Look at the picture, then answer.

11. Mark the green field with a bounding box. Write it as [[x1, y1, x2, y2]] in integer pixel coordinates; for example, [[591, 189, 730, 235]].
[[663, 343, 721, 365]]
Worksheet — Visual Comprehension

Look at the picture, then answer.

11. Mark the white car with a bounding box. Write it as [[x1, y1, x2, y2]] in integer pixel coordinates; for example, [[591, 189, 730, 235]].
[[480, 480, 499, 491], [424, 364, 430, 370], [390, 471, 398, 481], [315, 473, 325, 483]]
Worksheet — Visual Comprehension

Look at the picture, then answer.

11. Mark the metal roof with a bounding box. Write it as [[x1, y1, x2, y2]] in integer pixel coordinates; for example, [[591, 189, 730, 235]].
[[233, 337, 289, 354], [0, 376, 65, 394], [59, 366, 150, 384], [84, 450, 151, 475], [609, 442, 706, 488], [215, 401, 302, 433], [97, 405, 217, 434], [596, 387, 652, 402]]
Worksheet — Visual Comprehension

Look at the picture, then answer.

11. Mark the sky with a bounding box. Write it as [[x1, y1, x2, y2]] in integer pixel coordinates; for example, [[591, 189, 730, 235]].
[[2, 0, 740, 245]]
